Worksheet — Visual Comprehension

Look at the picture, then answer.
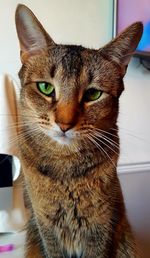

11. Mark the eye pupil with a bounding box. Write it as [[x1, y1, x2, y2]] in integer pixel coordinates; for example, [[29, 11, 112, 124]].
[[37, 82, 55, 97], [45, 84, 49, 89], [84, 88, 102, 102]]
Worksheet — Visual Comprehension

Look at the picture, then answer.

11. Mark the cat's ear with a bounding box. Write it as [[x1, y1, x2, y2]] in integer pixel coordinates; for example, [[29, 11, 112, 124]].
[[15, 4, 55, 63], [100, 22, 143, 72]]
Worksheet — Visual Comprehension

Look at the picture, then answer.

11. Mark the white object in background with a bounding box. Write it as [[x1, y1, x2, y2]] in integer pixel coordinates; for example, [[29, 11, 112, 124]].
[[0, 74, 21, 180], [0, 74, 20, 158], [0, 74, 27, 232]]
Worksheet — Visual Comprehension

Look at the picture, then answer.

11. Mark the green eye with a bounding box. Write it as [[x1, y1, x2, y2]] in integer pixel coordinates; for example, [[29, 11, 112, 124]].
[[83, 88, 102, 102], [37, 82, 55, 97]]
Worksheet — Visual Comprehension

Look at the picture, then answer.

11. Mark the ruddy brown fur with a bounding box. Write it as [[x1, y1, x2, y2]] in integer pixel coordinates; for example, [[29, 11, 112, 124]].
[[15, 4, 143, 258]]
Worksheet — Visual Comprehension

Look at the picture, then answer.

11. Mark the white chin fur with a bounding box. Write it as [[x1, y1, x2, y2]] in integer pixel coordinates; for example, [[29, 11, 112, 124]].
[[44, 126, 75, 146], [52, 135, 72, 145]]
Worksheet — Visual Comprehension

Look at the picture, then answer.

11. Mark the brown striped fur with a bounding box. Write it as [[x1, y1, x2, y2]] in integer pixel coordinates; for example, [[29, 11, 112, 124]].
[[15, 4, 143, 258]]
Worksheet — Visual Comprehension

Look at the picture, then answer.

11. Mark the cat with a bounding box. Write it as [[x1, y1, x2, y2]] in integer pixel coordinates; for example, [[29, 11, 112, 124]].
[[15, 4, 143, 258]]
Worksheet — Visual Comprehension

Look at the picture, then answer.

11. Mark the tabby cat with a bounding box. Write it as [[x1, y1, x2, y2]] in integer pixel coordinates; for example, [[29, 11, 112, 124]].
[[15, 4, 143, 258]]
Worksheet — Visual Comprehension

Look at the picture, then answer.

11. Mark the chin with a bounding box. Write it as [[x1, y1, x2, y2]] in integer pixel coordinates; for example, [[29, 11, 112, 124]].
[[52, 135, 72, 146]]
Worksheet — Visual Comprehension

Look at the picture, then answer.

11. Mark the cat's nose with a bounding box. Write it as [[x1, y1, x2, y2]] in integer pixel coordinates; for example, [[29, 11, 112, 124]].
[[58, 123, 72, 133]]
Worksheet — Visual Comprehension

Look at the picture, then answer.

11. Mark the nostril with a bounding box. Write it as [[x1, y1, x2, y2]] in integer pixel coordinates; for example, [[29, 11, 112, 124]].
[[58, 123, 72, 133]]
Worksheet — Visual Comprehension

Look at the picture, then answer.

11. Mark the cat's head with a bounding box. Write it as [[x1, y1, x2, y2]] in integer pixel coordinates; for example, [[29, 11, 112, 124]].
[[15, 4, 143, 153]]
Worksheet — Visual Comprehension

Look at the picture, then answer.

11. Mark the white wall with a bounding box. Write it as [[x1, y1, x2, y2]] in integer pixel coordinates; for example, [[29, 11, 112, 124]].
[[0, 0, 150, 165], [0, 0, 113, 75], [119, 59, 150, 164]]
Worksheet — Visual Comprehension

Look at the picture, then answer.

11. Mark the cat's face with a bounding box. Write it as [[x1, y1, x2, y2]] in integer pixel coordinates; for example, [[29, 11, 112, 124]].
[[19, 45, 121, 148], [16, 5, 143, 152]]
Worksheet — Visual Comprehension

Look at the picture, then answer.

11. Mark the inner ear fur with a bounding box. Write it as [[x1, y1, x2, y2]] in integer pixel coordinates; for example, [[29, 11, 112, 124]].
[[15, 4, 55, 63], [100, 22, 143, 68]]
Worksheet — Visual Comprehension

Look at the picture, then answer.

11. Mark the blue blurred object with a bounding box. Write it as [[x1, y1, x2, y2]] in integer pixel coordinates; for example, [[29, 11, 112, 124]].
[[115, 0, 150, 59], [137, 21, 150, 51]]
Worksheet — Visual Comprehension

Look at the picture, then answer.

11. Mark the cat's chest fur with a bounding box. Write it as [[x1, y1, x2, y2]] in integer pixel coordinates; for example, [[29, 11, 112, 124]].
[[36, 181, 87, 258], [54, 202, 85, 258], [25, 164, 109, 258]]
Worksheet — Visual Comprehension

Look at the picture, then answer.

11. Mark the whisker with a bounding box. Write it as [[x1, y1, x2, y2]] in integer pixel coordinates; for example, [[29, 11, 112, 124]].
[[87, 133, 116, 168], [93, 132, 120, 151], [93, 127, 119, 139], [89, 129, 131, 163], [90, 132, 119, 157], [88, 129, 120, 150], [86, 134, 103, 154], [6, 127, 41, 147], [111, 126, 150, 146], [0, 122, 39, 132], [0, 114, 39, 119]]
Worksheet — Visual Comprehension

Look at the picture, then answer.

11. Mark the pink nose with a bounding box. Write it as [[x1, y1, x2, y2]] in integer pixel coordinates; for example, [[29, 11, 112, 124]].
[[58, 123, 72, 133]]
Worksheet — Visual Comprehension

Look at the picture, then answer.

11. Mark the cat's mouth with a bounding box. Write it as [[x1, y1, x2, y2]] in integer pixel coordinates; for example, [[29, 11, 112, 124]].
[[52, 133, 72, 145], [43, 128, 74, 146]]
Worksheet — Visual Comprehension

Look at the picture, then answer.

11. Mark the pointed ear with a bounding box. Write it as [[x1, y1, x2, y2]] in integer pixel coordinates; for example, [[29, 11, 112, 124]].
[[15, 4, 55, 63], [100, 22, 143, 71]]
